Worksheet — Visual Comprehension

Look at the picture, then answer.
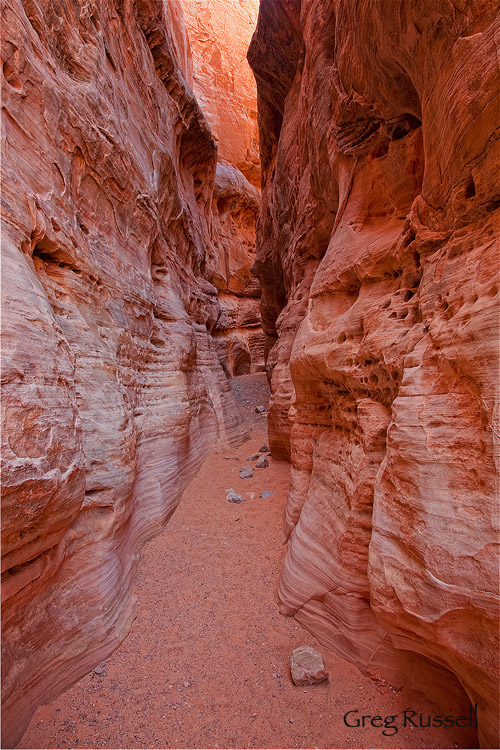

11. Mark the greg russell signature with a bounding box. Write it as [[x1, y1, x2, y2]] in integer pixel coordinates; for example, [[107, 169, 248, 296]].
[[343, 705, 478, 736]]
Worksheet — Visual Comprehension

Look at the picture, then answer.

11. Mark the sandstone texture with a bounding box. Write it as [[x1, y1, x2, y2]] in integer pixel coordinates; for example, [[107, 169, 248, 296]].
[[1, 0, 253, 746], [249, 1, 499, 747], [180, 0, 261, 186], [209, 161, 265, 377], [290, 645, 329, 686], [178, 0, 264, 378]]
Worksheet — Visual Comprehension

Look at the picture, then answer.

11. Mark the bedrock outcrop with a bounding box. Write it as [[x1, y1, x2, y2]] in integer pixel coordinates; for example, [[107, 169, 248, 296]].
[[1, 0, 250, 745], [249, 1, 499, 746], [180, 0, 260, 187]]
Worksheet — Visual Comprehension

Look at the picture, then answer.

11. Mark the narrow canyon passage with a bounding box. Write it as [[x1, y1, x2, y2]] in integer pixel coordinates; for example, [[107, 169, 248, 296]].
[[2, 0, 498, 747], [21, 376, 471, 750]]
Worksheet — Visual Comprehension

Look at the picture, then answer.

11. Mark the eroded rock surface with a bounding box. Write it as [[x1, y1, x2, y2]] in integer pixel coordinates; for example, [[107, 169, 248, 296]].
[[179, 0, 264, 378], [249, 1, 499, 746], [1, 0, 250, 745], [209, 161, 265, 377], [182, 0, 265, 376]]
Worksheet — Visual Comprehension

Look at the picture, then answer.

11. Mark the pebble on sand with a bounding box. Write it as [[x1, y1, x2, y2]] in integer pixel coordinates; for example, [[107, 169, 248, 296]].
[[290, 646, 329, 686], [226, 492, 245, 504], [256, 456, 269, 469], [239, 465, 253, 479]]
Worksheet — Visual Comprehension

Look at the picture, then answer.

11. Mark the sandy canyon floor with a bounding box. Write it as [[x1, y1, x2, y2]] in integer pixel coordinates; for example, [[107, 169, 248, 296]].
[[20, 374, 472, 750]]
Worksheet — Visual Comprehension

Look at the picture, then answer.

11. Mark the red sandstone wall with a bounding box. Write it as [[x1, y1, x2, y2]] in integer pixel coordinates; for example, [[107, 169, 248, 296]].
[[177, 0, 264, 377], [210, 161, 265, 376], [180, 0, 261, 187], [248, 1, 499, 747], [1, 0, 249, 745]]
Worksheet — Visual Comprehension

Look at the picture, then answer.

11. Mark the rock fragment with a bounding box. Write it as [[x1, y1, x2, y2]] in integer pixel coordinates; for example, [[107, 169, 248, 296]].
[[259, 445, 269, 452], [290, 646, 328, 686], [256, 455, 269, 468], [255, 405, 266, 413], [259, 491, 274, 499], [93, 667, 105, 676], [226, 492, 245, 504], [247, 453, 261, 461], [239, 465, 253, 479]]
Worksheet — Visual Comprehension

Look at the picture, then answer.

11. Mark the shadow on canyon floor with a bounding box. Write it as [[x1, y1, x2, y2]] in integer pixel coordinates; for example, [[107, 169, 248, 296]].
[[19, 375, 473, 750]]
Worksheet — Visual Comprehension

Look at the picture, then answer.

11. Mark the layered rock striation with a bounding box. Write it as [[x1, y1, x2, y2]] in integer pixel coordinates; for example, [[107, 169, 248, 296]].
[[249, 1, 499, 746], [1, 0, 251, 745]]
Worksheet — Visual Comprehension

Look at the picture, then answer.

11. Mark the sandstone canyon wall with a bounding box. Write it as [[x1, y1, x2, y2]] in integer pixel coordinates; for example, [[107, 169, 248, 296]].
[[249, 1, 499, 747], [1, 0, 253, 745], [180, 0, 261, 187], [210, 160, 265, 376], [180, 0, 264, 375]]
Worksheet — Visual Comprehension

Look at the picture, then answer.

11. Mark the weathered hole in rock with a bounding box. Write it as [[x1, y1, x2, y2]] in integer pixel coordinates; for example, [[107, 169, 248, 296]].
[[389, 113, 422, 141], [465, 176, 476, 199], [233, 348, 252, 376]]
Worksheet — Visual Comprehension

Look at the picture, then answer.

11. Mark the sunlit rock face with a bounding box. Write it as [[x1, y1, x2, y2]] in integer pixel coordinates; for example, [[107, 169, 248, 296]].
[[249, 1, 499, 746], [1, 0, 249, 746], [180, 0, 261, 187]]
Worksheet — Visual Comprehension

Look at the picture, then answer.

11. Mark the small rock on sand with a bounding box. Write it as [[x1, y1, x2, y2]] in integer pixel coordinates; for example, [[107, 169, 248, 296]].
[[93, 667, 105, 676], [223, 456, 239, 461], [259, 491, 274, 499], [259, 445, 269, 452], [256, 456, 269, 468], [226, 492, 245, 504], [247, 453, 261, 461], [239, 466, 253, 479], [290, 646, 329, 686], [255, 406, 266, 413]]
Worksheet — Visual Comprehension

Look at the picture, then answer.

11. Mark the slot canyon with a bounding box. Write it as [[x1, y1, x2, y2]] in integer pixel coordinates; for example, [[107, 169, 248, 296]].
[[1, 0, 498, 748]]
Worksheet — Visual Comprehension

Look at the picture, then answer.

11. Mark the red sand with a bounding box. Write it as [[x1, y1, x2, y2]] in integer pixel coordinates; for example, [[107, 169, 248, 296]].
[[19, 375, 472, 749]]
